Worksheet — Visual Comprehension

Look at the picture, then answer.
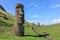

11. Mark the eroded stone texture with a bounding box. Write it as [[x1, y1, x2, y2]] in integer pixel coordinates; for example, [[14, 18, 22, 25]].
[[13, 3, 24, 36]]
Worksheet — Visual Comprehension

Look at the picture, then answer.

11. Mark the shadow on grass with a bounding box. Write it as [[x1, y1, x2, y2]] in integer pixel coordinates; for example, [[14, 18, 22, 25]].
[[24, 34, 50, 37], [24, 35, 41, 37]]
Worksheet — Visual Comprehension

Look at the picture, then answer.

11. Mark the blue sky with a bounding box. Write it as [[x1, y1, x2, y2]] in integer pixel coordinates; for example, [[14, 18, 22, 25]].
[[0, 0, 60, 25]]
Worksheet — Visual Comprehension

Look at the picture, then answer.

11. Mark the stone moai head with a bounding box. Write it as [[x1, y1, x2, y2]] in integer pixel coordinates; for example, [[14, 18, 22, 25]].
[[16, 3, 24, 24]]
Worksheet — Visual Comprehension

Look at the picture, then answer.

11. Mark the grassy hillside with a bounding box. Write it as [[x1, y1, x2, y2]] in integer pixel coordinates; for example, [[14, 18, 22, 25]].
[[0, 23, 60, 40], [0, 8, 15, 27], [0, 7, 60, 40], [0, 8, 34, 27]]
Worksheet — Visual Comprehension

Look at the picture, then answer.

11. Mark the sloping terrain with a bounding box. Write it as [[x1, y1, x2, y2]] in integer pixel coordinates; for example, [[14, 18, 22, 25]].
[[0, 5, 15, 27], [0, 5, 33, 27], [0, 5, 60, 40]]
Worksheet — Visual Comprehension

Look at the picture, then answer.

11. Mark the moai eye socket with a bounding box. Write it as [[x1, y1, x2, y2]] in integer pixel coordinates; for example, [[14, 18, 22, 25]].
[[21, 9, 24, 13], [16, 6, 22, 9]]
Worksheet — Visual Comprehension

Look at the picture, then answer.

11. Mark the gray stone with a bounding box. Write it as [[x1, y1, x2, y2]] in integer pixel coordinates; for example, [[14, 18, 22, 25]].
[[13, 3, 24, 36]]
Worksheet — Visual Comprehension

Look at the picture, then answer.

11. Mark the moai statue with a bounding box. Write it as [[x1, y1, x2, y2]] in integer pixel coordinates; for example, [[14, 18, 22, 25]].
[[13, 3, 24, 36], [38, 23, 40, 26], [33, 23, 35, 26]]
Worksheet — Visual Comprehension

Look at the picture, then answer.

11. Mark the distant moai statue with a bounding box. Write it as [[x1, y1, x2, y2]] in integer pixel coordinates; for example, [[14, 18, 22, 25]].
[[13, 3, 24, 36], [33, 23, 35, 26], [38, 23, 40, 26]]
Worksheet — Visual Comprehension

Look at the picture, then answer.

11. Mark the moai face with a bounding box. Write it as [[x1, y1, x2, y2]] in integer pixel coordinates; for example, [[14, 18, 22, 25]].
[[16, 4, 24, 24]]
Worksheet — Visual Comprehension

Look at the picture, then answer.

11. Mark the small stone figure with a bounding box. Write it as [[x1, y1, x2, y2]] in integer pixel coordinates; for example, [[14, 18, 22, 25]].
[[38, 23, 40, 26], [33, 23, 35, 26]]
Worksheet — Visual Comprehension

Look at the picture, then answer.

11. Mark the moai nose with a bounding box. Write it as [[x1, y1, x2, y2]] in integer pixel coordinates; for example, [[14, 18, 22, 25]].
[[18, 8, 24, 18]]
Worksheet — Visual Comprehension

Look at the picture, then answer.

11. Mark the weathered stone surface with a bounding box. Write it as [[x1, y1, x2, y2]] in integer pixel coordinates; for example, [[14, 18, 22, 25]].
[[13, 23, 24, 36], [13, 3, 24, 36]]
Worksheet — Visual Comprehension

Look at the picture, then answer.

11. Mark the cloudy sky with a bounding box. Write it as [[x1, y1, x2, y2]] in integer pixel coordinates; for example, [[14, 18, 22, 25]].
[[0, 0, 60, 25]]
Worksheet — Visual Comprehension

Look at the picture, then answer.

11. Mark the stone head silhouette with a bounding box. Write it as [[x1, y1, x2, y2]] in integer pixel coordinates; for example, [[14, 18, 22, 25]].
[[16, 4, 24, 24]]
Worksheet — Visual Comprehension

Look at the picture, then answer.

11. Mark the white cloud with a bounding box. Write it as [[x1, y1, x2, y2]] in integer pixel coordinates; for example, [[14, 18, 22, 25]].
[[27, 18, 60, 25], [34, 4, 38, 7], [27, 2, 35, 8], [52, 19, 60, 23], [27, 19, 42, 25], [43, 18, 60, 25], [30, 14, 39, 19], [31, 15, 38, 18], [26, 14, 42, 24], [51, 4, 60, 8], [27, 2, 38, 8]]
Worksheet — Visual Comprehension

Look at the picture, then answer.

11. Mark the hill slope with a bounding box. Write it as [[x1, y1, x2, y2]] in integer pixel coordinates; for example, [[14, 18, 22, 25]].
[[0, 6, 15, 27], [0, 5, 33, 27], [0, 5, 60, 40]]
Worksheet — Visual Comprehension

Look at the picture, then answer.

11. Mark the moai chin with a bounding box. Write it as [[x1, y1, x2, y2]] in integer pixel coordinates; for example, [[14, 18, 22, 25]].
[[13, 3, 24, 36]]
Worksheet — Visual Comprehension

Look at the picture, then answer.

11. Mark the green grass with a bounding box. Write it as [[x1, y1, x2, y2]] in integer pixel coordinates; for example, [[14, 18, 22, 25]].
[[0, 24, 60, 40], [0, 6, 60, 40], [0, 26, 46, 40]]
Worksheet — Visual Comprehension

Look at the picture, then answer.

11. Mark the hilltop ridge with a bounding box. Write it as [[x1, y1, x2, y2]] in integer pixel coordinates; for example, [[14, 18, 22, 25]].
[[0, 5, 15, 27], [0, 5, 6, 12]]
